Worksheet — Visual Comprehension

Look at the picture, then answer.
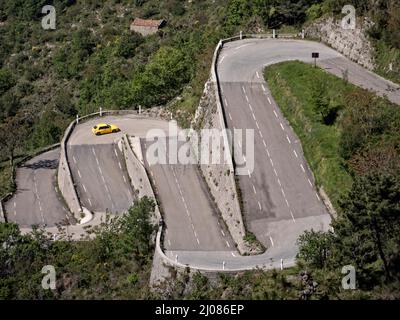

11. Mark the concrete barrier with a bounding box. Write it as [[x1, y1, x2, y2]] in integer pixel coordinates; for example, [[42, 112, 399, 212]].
[[0, 196, 8, 223], [57, 120, 82, 220], [121, 134, 161, 221], [0, 193, 14, 223]]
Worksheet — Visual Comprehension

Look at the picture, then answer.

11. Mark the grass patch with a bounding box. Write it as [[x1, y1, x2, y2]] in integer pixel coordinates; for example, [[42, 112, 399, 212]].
[[264, 61, 354, 208], [265, 61, 400, 210]]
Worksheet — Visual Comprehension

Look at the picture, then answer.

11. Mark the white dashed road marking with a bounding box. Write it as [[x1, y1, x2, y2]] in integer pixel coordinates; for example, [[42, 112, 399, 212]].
[[290, 211, 296, 223]]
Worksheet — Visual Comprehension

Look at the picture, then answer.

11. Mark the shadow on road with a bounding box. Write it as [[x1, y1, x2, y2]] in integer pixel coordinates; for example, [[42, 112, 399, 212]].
[[23, 159, 58, 170]]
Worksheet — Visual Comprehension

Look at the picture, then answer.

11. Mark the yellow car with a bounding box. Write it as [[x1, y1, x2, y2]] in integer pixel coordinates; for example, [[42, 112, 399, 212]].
[[92, 123, 121, 136]]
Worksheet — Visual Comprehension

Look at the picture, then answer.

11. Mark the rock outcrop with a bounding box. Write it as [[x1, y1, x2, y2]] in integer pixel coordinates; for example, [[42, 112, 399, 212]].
[[306, 16, 375, 70]]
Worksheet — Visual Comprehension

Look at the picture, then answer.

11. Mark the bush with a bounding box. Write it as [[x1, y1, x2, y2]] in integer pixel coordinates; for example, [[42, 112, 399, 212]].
[[115, 32, 144, 58], [0, 68, 15, 95]]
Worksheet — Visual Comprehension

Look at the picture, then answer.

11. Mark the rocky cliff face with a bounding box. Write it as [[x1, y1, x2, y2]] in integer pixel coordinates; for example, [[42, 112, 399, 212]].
[[306, 16, 375, 70]]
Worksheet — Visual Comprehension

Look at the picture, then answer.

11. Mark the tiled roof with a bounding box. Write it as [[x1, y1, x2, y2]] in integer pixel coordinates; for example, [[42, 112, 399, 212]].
[[131, 18, 165, 28]]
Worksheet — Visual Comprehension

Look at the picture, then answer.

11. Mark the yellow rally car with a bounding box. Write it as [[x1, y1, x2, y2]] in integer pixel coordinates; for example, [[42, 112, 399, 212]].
[[92, 123, 121, 136]]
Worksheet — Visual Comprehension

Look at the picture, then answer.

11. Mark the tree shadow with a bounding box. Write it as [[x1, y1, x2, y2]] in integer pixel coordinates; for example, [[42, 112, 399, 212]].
[[23, 159, 58, 170]]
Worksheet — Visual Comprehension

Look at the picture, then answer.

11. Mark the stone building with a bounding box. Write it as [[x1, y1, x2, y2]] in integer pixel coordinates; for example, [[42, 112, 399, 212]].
[[130, 18, 166, 36]]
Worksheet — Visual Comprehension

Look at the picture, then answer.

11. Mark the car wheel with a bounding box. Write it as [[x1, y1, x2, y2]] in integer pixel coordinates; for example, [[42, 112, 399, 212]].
[[96, 132, 101, 136]]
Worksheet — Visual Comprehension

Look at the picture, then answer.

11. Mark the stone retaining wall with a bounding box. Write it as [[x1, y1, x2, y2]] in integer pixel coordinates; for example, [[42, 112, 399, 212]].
[[306, 16, 375, 70], [57, 121, 82, 220]]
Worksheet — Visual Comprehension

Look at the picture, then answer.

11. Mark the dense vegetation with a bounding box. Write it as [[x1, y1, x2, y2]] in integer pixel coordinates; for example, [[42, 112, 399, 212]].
[[264, 61, 400, 299], [0, 197, 157, 299]]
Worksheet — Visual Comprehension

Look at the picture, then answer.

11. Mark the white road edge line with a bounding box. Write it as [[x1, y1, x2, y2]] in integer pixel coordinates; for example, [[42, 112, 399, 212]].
[[290, 211, 296, 223]]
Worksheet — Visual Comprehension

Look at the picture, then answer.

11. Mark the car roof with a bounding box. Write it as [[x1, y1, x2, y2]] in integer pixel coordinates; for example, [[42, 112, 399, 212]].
[[95, 123, 109, 127]]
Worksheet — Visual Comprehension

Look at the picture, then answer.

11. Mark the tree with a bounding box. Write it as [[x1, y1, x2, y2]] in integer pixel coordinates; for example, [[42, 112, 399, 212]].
[[310, 75, 339, 125], [130, 47, 191, 107], [0, 113, 29, 184], [0, 68, 15, 95], [297, 230, 335, 269], [115, 31, 143, 59], [118, 196, 157, 261], [334, 173, 400, 286]]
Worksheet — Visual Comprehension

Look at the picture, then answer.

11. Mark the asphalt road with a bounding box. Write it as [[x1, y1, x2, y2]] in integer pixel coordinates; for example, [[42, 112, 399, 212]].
[[164, 39, 399, 269], [142, 138, 234, 252], [6, 39, 399, 271], [217, 39, 338, 254], [5, 149, 71, 227], [68, 143, 135, 214], [67, 116, 152, 214], [70, 116, 234, 251]]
